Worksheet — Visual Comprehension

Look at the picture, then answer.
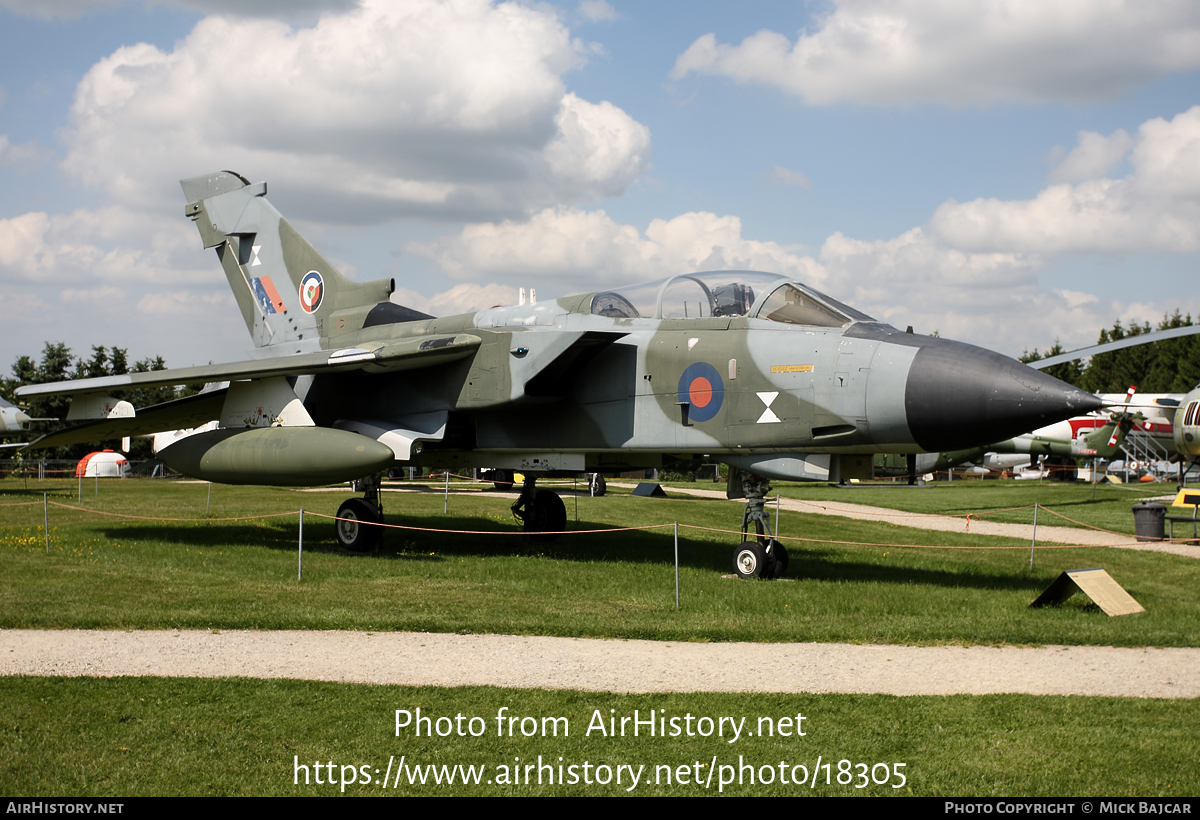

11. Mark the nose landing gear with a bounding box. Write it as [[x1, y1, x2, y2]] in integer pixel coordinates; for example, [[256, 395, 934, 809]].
[[731, 471, 788, 579]]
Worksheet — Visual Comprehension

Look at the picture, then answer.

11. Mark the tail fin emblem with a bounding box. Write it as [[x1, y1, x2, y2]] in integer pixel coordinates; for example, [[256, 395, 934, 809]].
[[299, 271, 324, 314]]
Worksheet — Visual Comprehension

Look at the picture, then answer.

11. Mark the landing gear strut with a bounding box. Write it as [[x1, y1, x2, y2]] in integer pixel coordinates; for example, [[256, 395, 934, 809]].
[[732, 471, 788, 580], [336, 473, 384, 552], [511, 474, 566, 542]]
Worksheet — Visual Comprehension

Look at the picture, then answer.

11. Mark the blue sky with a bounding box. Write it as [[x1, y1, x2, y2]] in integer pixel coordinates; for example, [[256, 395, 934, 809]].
[[2, 0, 1199, 370]]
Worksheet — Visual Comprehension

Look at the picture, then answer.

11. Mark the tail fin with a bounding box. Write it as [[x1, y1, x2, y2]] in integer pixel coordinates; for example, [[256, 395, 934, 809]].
[[180, 171, 397, 351], [1081, 412, 1140, 458]]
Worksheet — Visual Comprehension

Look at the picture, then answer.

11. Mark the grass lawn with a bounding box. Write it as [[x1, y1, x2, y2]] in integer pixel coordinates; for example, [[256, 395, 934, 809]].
[[2, 477, 1197, 646], [3, 477, 1197, 798], [1, 677, 1196, 796]]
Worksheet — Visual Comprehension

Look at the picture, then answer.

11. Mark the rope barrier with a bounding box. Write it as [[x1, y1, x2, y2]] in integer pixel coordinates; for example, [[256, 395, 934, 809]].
[[304, 510, 670, 537], [4, 491, 1187, 551]]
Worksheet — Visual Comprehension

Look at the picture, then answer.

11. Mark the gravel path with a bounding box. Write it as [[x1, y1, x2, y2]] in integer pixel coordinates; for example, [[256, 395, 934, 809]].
[[3, 630, 1198, 698]]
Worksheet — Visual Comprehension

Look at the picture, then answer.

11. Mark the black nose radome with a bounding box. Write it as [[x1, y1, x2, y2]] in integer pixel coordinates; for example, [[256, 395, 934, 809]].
[[905, 338, 1102, 452]]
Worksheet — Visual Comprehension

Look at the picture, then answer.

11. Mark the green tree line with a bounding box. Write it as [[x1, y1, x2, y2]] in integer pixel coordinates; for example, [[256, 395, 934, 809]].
[[0, 342, 183, 460], [1021, 311, 1200, 394]]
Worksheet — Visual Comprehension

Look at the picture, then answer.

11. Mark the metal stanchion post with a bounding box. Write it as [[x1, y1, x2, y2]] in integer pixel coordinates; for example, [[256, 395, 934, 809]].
[[43, 493, 49, 554], [1029, 502, 1038, 570], [775, 494, 781, 538], [298, 509, 304, 581], [674, 522, 679, 610], [444, 471, 450, 514], [207, 481, 212, 515]]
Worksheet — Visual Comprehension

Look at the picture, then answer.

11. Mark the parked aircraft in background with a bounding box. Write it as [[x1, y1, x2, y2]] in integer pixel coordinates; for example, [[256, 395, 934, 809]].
[[1029, 338, 1200, 483], [0, 397, 31, 437], [16, 172, 1100, 578]]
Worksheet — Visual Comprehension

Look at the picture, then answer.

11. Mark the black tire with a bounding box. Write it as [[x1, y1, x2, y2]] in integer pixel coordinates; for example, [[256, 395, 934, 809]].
[[525, 488, 566, 542], [733, 540, 769, 579], [768, 541, 789, 579], [588, 473, 607, 497], [493, 470, 515, 491], [336, 498, 381, 552]]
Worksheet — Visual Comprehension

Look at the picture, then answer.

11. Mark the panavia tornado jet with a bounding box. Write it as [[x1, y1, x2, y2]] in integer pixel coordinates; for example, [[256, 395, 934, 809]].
[[17, 171, 1101, 578]]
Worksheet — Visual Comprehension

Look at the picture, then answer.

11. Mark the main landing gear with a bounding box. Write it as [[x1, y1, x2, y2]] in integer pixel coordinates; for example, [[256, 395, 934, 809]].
[[732, 471, 788, 580], [336, 473, 384, 552], [511, 474, 566, 542]]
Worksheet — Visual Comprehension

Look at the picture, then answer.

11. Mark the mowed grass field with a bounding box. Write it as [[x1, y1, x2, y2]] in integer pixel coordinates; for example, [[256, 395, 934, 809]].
[[2, 475, 1198, 797], [0, 476, 1195, 645]]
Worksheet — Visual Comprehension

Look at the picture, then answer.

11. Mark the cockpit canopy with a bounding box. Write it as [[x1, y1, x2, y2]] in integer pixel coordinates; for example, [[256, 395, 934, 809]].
[[589, 270, 873, 326]]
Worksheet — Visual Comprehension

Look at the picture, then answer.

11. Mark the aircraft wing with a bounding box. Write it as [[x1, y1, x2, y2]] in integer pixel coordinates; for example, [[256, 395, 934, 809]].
[[25, 389, 229, 451], [1028, 325, 1200, 369], [14, 334, 482, 400], [15, 334, 483, 451]]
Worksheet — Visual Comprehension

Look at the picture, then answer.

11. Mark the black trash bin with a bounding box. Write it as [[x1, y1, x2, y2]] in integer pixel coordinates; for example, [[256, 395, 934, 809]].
[[1131, 501, 1165, 542]]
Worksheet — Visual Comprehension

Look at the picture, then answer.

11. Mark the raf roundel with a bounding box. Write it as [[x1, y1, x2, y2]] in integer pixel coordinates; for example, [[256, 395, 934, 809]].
[[677, 362, 724, 423], [299, 270, 324, 314]]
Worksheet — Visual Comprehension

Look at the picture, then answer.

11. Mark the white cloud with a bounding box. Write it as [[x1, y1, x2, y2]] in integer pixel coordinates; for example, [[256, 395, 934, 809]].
[[1054, 288, 1100, 310], [671, 0, 1200, 106], [60, 0, 651, 222], [812, 228, 1194, 355], [577, 1, 619, 23], [931, 107, 1200, 254], [0, 135, 55, 170], [6, 293, 50, 322], [409, 100, 1200, 357], [0, 206, 212, 285], [762, 164, 810, 189], [392, 283, 518, 316], [1048, 129, 1133, 183], [0, 0, 124, 19], [60, 285, 127, 304], [542, 94, 651, 201], [135, 289, 235, 315], [0, 0, 359, 21], [408, 204, 1138, 355], [409, 206, 825, 290]]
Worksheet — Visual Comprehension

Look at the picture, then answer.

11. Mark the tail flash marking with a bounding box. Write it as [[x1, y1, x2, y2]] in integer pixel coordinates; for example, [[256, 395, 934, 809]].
[[251, 275, 286, 315]]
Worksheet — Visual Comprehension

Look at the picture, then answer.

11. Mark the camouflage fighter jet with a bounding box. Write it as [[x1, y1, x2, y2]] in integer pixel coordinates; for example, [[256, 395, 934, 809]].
[[16, 171, 1102, 578]]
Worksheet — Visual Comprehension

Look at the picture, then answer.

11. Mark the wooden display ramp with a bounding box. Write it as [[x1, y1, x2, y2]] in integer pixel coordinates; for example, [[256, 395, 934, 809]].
[[1030, 567, 1145, 617]]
